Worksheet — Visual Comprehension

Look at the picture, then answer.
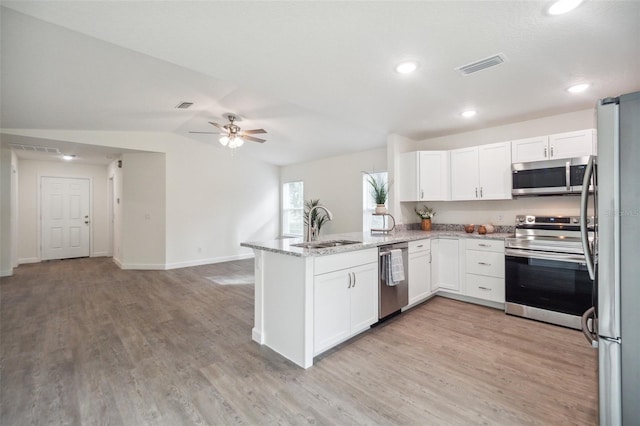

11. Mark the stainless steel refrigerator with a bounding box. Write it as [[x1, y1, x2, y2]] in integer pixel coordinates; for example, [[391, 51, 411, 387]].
[[580, 91, 640, 425]]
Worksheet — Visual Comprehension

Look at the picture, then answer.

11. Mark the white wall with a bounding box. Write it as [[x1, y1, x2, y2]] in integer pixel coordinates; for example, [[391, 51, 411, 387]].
[[0, 146, 14, 276], [2, 129, 280, 269], [391, 109, 596, 226], [280, 147, 387, 234], [16, 159, 110, 263]]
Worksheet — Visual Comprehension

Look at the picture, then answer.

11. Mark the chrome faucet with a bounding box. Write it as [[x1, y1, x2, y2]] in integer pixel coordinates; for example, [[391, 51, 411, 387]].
[[306, 205, 333, 242]]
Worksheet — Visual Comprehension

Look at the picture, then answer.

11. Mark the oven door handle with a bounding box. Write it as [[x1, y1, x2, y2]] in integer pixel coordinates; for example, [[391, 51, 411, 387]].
[[505, 248, 588, 264]]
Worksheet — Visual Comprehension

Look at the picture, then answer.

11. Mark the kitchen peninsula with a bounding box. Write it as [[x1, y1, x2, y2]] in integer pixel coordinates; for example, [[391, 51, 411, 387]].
[[242, 228, 511, 368]]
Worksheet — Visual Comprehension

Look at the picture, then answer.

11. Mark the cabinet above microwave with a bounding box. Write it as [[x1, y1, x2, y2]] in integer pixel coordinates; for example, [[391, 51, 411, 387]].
[[511, 129, 596, 163]]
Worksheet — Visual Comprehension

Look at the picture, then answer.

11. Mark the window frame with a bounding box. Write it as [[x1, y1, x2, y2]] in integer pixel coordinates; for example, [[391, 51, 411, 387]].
[[282, 180, 304, 237]]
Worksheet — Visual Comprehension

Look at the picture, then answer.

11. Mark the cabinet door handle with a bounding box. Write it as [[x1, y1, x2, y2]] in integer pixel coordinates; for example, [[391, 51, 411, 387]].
[[421, 189, 424, 199], [551, 146, 554, 157], [475, 187, 478, 198], [478, 262, 491, 266], [480, 187, 483, 198], [348, 273, 352, 288], [544, 146, 548, 158], [478, 286, 492, 291], [353, 272, 357, 288], [429, 252, 432, 263]]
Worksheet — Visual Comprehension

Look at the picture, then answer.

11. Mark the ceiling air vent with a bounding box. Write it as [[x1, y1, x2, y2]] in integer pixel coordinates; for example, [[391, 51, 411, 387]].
[[175, 102, 193, 109], [10, 143, 61, 154], [456, 53, 507, 76]]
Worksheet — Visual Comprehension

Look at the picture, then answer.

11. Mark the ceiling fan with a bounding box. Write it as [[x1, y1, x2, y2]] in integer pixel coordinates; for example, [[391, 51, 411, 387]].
[[189, 114, 267, 149]]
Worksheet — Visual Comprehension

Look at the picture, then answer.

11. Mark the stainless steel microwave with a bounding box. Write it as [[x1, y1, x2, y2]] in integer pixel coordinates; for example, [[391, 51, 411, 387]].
[[511, 156, 594, 196]]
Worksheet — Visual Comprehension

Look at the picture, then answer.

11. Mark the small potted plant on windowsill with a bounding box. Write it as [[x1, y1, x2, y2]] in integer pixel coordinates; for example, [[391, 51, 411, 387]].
[[415, 205, 436, 231], [366, 173, 388, 214]]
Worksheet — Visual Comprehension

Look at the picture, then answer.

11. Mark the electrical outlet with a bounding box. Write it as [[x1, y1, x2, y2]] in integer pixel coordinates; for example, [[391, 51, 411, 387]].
[[496, 213, 504, 222]]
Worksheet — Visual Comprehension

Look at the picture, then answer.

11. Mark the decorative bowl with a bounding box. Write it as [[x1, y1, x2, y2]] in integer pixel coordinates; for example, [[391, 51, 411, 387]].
[[464, 224, 475, 233]]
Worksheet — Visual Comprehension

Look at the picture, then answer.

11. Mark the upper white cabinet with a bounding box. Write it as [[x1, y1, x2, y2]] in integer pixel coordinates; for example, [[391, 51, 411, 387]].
[[399, 151, 451, 201], [450, 142, 512, 201], [511, 129, 596, 163]]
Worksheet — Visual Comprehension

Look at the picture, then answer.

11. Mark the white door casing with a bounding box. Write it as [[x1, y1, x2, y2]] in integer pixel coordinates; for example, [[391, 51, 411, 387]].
[[41, 177, 91, 260]]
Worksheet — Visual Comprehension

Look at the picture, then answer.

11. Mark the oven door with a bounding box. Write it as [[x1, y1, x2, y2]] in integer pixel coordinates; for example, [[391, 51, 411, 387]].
[[505, 248, 593, 316]]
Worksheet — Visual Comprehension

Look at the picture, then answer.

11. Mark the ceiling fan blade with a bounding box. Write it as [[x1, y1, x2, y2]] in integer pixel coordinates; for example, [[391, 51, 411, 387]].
[[241, 128, 267, 135], [208, 122, 228, 131], [242, 135, 266, 143], [189, 131, 221, 134]]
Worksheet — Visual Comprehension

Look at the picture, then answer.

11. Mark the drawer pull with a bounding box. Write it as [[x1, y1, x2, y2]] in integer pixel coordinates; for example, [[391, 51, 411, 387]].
[[478, 286, 492, 291], [478, 243, 490, 247], [417, 244, 424, 248], [478, 262, 491, 266]]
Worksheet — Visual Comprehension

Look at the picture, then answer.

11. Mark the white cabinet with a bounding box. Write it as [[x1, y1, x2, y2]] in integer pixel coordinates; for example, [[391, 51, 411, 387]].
[[511, 129, 596, 163], [431, 238, 460, 292], [408, 239, 432, 305], [313, 252, 378, 355], [464, 239, 505, 303], [399, 151, 451, 201], [451, 142, 512, 200]]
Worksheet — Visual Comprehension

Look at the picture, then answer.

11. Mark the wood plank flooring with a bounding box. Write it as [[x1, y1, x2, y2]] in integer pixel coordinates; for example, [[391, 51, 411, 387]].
[[1, 258, 597, 425]]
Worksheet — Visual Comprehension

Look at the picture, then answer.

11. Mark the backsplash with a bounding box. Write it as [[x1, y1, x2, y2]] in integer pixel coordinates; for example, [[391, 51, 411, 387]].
[[396, 223, 515, 233]]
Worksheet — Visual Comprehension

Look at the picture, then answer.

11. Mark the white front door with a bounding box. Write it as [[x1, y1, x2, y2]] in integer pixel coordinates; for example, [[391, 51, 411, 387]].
[[41, 177, 91, 260]]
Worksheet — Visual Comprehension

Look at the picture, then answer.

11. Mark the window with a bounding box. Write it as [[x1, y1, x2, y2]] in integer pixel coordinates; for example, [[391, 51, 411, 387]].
[[363, 171, 388, 232], [282, 181, 304, 237]]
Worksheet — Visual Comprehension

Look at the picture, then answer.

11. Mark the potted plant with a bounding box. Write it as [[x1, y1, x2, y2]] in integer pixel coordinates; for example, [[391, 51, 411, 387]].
[[304, 199, 330, 233], [415, 205, 436, 231], [365, 173, 388, 214]]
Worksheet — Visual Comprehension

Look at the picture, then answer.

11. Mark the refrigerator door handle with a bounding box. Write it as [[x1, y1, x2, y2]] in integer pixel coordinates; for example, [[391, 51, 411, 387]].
[[581, 306, 599, 347], [580, 155, 596, 280]]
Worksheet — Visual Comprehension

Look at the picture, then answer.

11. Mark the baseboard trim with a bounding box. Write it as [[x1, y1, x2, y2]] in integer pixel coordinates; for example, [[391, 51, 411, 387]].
[[18, 257, 39, 265], [0, 268, 14, 277], [164, 253, 254, 270], [252, 328, 264, 344], [119, 262, 167, 271]]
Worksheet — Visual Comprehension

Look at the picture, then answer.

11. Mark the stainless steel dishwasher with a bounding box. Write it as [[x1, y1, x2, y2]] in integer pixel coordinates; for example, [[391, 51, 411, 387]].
[[378, 242, 409, 319]]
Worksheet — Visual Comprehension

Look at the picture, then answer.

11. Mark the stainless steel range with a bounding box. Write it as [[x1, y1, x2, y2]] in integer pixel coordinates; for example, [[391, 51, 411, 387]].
[[504, 214, 595, 329]]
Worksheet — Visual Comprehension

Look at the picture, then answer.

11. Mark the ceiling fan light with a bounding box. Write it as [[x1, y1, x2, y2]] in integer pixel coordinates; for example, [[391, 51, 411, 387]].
[[235, 137, 244, 148], [219, 135, 229, 146], [395, 61, 419, 74]]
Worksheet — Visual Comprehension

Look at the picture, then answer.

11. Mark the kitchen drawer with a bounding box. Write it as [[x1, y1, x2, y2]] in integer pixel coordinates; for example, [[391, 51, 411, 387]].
[[409, 239, 430, 253], [465, 238, 504, 253], [465, 250, 505, 278], [314, 248, 378, 276], [465, 273, 505, 303]]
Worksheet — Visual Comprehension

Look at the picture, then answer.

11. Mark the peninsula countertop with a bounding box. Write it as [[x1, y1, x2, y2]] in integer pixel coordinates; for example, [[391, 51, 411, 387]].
[[241, 229, 513, 258]]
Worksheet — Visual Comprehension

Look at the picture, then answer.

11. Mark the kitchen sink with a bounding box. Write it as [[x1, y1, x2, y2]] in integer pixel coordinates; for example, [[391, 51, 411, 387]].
[[291, 240, 361, 249]]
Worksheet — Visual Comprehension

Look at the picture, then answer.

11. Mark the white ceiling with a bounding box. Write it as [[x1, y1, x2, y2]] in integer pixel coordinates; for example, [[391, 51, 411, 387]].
[[1, 1, 639, 166]]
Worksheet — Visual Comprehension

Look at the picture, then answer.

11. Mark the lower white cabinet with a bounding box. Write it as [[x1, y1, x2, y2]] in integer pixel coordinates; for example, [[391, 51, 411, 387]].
[[464, 239, 505, 303], [431, 238, 460, 292], [408, 239, 432, 305], [313, 261, 378, 355]]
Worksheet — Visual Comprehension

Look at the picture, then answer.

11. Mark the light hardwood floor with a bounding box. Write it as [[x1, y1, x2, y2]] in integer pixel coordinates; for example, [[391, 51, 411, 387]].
[[1, 258, 597, 425]]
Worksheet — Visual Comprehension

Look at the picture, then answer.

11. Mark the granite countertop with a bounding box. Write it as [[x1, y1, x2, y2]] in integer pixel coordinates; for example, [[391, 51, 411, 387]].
[[241, 229, 514, 258]]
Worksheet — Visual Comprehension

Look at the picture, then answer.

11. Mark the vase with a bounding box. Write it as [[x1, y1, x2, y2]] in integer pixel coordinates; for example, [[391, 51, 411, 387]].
[[421, 219, 432, 231], [375, 204, 387, 214]]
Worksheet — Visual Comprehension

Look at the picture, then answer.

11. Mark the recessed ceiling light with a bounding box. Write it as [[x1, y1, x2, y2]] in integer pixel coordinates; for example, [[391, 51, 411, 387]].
[[461, 110, 477, 118], [548, 0, 583, 15], [567, 83, 590, 93], [62, 154, 76, 161], [395, 61, 419, 74]]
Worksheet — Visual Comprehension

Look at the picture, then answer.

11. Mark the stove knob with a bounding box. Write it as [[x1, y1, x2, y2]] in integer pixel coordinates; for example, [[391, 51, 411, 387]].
[[526, 217, 534, 223], [572, 217, 579, 224], [587, 217, 591, 224]]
